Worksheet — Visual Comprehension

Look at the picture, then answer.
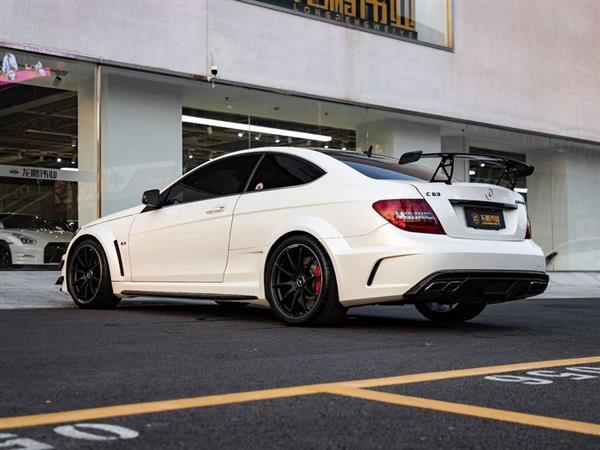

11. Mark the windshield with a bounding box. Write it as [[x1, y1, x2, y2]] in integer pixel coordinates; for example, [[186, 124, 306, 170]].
[[0, 214, 63, 231]]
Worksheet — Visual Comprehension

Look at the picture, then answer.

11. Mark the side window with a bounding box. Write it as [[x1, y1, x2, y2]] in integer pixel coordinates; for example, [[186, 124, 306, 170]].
[[248, 154, 325, 192], [164, 154, 260, 205]]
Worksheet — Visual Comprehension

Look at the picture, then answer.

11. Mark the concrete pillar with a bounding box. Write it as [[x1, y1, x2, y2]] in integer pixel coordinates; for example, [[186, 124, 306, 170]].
[[77, 73, 98, 226], [100, 72, 182, 215], [356, 119, 441, 159]]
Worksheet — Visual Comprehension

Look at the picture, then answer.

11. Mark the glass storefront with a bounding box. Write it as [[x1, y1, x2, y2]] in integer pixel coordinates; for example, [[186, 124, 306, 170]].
[[2, 47, 599, 271], [0, 48, 96, 267]]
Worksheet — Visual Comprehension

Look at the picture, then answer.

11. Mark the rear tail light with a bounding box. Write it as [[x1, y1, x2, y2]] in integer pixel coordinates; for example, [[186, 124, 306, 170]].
[[525, 218, 532, 239], [373, 199, 445, 234]]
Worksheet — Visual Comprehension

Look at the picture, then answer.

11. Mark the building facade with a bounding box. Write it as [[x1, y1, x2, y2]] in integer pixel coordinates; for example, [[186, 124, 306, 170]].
[[1, 0, 599, 271]]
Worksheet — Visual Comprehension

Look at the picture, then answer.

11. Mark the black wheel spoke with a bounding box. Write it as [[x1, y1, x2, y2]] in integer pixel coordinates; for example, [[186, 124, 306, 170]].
[[286, 248, 298, 272], [289, 289, 301, 312], [296, 246, 304, 271], [297, 291, 306, 310], [275, 263, 293, 277], [303, 284, 315, 296], [280, 287, 295, 301], [75, 252, 85, 267]]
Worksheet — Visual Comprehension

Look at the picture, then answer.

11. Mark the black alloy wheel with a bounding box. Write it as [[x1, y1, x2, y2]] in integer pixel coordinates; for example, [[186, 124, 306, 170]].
[[414, 302, 486, 322], [67, 239, 120, 309], [266, 235, 346, 325], [0, 242, 12, 269]]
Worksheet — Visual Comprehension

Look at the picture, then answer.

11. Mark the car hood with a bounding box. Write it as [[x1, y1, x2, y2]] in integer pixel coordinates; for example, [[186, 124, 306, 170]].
[[3, 228, 74, 243], [82, 205, 144, 228]]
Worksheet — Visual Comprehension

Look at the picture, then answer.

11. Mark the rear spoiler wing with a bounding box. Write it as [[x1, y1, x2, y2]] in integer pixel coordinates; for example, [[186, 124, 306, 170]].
[[398, 151, 534, 190]]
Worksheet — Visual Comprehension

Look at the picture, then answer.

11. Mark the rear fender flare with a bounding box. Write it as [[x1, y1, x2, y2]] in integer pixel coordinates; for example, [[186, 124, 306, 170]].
[[260, 217, 350, 300]]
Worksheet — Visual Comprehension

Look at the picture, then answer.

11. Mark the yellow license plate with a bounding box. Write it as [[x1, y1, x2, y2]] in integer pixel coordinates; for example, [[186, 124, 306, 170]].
[[465, 207, 505, 230]]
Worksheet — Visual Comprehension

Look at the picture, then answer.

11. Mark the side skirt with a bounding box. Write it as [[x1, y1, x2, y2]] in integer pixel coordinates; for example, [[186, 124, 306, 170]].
[[120, 290, 258, 301]]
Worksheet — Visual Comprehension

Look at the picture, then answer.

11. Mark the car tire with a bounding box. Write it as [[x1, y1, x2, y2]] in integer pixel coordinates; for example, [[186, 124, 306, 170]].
[[67, 239, 120, 309], [0, 241, 12, 269], [414, 302, 486, 323], [265, 234, 347, 326]]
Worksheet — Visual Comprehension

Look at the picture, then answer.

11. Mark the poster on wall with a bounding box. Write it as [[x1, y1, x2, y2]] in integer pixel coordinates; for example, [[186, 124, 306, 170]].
[[242, 0, 418, 41], [1, 52, 52, 86]]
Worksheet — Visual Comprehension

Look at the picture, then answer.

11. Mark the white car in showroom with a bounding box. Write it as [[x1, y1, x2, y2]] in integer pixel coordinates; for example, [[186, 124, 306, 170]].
[[59, 147, 548, 325], [0, 213, 74, 268]]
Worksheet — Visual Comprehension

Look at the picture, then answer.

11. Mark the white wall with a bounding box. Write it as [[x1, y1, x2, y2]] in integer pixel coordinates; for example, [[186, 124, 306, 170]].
[[100, 72, 182, 215], [1, 0, 600, 144]]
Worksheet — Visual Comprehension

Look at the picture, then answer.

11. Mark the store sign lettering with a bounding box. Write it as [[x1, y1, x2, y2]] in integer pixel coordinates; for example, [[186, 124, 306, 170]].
[[247, 0, 417, 40], [21, 167, 58, 180]]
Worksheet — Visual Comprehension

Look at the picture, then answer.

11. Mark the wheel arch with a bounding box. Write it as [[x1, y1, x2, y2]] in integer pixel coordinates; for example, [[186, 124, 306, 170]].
[[261, 227, 344, 301], [66, 232, 116, 281]]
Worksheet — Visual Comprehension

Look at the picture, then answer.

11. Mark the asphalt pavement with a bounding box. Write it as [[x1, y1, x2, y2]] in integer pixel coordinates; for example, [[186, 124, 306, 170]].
[[0, 292, 599, 449]]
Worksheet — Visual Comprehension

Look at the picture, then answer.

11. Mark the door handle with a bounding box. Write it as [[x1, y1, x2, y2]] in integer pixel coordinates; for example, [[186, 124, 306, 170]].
[[206, 205, 226, 214]]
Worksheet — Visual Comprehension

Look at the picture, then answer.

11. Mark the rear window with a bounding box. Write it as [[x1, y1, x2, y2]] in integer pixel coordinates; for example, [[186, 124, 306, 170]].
[[324, 152, 431, 181], [248, 154, 325, 191]]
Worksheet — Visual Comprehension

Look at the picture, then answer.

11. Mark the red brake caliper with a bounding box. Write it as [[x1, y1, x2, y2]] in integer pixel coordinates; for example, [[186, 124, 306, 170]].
[[311, 263, 322, 295]]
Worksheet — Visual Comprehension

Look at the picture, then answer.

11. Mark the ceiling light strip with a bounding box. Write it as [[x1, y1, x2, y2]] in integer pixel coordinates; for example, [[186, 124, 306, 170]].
[[181, 115, 332, 142]]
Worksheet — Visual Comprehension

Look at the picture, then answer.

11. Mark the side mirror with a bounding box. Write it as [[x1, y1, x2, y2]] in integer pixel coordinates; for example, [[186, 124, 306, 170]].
[[142, 189, 160, 207]]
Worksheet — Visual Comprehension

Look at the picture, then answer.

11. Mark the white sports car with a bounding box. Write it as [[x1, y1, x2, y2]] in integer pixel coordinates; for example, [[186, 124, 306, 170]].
[[59, 147, 548, 325], [0, 213, 74, 267]]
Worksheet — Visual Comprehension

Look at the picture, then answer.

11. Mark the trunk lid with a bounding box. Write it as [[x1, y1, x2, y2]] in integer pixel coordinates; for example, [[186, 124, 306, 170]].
[[410, 182, 528, 241]]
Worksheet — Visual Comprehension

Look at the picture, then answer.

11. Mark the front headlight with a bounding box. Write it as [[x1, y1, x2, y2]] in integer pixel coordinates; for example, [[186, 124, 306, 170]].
[[10, 233, 37, 245]]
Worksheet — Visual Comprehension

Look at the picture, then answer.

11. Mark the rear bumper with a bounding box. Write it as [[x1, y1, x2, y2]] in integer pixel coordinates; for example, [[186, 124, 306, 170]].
[[326, 223, 547, 307], [402, 270, 549, 304]]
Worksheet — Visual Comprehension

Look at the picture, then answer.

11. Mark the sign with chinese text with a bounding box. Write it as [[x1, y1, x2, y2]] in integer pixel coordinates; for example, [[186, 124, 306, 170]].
[[246, 0, 417, 40]]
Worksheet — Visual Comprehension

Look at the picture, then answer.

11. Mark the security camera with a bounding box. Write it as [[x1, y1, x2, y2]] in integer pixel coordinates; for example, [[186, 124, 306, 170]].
[[207, 65, 219, 84]]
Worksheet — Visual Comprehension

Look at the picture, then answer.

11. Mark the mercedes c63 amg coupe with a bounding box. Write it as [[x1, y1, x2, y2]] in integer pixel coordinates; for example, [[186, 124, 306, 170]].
[[59, 147, 548, 325]]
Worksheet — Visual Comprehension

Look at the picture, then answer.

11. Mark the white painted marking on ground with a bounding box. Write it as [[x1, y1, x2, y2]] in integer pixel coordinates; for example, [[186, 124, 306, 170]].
[[0, 433, 53, 449], [53, 423, 138, 441], [484, 374, 553, 385], [526, 370, 597, 380], [567, 366, 600, 374], [485, 366, 600, 385]]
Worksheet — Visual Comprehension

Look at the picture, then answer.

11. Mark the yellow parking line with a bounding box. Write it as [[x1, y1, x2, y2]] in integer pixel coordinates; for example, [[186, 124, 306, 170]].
[[344, 355, 600, 388], [325, 387, 600, 437], [1, 355, 599, 430], [0, 386, 323, 430]]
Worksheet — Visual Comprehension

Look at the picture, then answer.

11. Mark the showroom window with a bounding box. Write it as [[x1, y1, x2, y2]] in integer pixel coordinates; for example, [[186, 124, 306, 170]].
[[0, 47, 97, 267]]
